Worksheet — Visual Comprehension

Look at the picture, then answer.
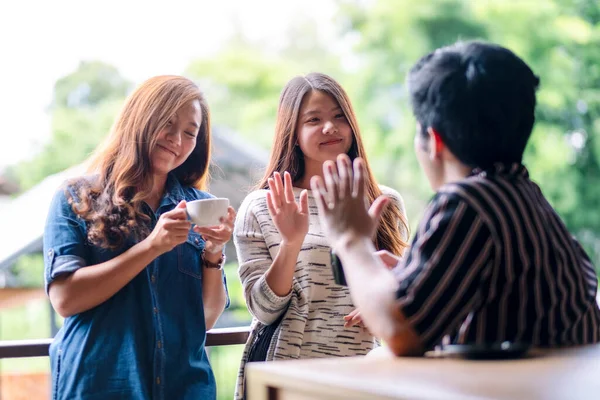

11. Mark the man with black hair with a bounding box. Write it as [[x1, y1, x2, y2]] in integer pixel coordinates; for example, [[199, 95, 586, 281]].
[[310, 40, 600, 356]]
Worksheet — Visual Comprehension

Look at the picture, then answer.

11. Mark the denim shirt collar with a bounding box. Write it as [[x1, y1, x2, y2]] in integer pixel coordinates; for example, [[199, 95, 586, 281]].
[[159, 173, 187, 209]]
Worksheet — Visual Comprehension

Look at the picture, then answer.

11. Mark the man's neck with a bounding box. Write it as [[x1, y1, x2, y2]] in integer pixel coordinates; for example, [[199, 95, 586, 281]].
[[442, 160, 472, 185]]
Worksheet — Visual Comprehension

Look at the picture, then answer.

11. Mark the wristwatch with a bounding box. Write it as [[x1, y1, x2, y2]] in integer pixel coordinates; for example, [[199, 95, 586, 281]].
[[201, 249, 226, 270]]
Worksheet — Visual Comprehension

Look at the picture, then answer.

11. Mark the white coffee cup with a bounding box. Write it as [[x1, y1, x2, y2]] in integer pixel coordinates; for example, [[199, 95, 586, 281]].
[[186, 198, 230, 227]]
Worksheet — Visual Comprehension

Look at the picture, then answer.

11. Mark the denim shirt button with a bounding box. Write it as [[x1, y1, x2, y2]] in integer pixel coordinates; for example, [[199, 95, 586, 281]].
[[153, 307, 158, 314], [194, 237, 199, 244], [156, 377, 161, 385], [47, 249, 54, 259], [151, 275, 156, 283]]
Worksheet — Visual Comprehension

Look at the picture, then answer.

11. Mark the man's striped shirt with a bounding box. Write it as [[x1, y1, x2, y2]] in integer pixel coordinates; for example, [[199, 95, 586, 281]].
[[396, 163, 600, 349]]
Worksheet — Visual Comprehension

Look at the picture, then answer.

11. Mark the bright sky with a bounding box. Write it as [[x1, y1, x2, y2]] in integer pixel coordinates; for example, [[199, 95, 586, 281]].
[[0, 0, 338, 171]]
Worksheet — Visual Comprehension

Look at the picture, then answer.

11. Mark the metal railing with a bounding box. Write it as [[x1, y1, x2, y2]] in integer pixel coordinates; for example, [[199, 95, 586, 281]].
[[0, 326, 250, 359]]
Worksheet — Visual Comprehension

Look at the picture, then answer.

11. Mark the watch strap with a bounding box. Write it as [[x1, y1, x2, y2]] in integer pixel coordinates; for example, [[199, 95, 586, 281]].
[[201, 249, 225, 270]]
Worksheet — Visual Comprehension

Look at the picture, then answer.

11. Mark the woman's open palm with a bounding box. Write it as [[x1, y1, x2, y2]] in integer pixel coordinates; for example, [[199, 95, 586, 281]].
[[266, 171, 309, 246]]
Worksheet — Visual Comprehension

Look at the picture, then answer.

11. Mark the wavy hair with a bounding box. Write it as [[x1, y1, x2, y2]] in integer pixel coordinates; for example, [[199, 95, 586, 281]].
[[68, 75, 211, 250], [258, 72, 409, 255]]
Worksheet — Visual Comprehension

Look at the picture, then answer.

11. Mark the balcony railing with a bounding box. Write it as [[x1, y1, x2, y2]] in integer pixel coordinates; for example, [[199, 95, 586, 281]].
[[0, 326, 250, 359]]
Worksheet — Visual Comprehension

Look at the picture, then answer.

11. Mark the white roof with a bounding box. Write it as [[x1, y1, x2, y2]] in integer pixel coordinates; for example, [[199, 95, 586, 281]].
[[0, 129, 267, 271], [0, 164, 87, 270]]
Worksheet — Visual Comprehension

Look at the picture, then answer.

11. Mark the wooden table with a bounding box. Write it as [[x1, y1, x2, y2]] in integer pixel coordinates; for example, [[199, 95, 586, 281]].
[[247, 344, 600, 400]]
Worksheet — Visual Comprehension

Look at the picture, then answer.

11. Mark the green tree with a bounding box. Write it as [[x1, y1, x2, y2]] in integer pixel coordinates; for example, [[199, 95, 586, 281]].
[[185, 18, 343, 149], [337, 0, 600, 268], [9, 62, 130, 191], [53, 61, 131, 109]]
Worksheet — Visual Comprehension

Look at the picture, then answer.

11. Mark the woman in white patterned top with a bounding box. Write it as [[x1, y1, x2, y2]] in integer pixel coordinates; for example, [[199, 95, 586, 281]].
[[233, 72, 409, 399]]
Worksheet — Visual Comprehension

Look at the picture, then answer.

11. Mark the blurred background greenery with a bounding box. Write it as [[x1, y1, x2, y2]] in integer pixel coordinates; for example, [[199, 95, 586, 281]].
[[1, 0, 599, 398], [7, 0, 600, 267]]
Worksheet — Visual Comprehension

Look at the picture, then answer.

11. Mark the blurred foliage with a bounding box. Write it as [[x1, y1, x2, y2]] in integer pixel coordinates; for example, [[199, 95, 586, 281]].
[[221, 263, 251, 325], [10, 254, 44, 288], [53, 61, 131, 109], [185, 17, 344, 149], [335, 0, 600, 269], [210, 344, 246, 400], [6, 0, 600, 279], [7, 61, 130, 190], [0, 299, 52, 373], [2, 2, 599, 394], [185, 0, 600, 269]]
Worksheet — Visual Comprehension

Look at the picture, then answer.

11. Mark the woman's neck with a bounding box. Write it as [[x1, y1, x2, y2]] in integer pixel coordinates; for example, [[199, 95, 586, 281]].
[[295, 162, 324, 189], [146, 174, 168, 211]]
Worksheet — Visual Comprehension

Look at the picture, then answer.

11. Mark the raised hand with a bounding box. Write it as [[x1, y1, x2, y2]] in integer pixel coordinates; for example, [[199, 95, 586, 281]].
[[266, 171, 309, 246], [194, 206, 236, 254], [310, 154, 389, 250], [147, 200, 192, 254]]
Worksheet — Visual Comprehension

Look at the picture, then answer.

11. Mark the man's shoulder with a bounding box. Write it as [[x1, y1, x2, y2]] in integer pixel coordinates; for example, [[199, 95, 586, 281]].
[[428, 179, 494, 221], [434, 175, 524, 235], [437, 175, 509, 206]]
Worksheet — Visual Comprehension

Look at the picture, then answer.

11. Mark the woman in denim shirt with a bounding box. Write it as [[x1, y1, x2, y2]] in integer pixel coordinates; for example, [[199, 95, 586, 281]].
[[43, 75, 234, 400]]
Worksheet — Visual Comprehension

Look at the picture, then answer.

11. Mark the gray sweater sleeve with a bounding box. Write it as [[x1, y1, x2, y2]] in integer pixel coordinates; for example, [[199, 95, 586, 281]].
[[234, 192, 292, 325]]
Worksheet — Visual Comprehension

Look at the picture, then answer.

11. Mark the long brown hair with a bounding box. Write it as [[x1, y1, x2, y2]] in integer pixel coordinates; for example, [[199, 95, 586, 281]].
[[258, 72, 409, 255], [68, 75, 212, 250]]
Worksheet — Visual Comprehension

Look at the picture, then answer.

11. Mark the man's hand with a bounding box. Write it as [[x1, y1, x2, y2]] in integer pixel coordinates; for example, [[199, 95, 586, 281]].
[[310, 154, 389, 250]]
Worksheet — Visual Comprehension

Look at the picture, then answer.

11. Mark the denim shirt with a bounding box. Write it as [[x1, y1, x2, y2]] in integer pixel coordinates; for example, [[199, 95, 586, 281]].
[[43, 174, 229, 400]]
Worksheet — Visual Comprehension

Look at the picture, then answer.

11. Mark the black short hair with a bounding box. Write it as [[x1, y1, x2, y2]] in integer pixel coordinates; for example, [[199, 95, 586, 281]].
[[407, 41, 540, 168]]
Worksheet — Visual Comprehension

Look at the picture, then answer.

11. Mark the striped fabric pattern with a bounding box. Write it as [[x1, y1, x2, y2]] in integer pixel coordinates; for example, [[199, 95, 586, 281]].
[[396, 163, 600, 349], [233, 185, 407, 399]]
